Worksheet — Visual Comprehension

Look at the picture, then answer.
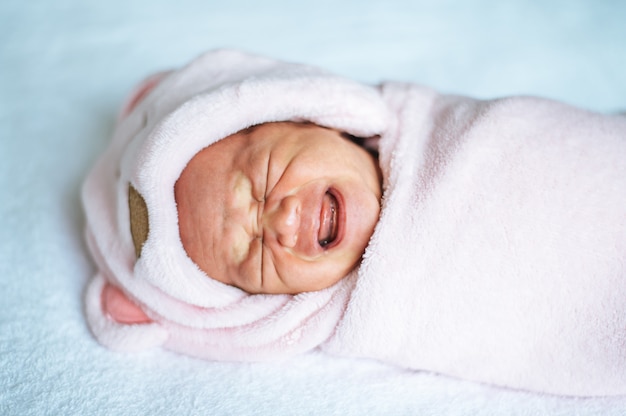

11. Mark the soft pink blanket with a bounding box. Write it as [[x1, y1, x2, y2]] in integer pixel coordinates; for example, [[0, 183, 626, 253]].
[[83, 49, 626, 396]]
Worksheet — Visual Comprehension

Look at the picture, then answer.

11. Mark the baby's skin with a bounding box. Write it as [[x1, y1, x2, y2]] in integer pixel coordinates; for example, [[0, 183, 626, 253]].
[[175, 122, 382, 294]]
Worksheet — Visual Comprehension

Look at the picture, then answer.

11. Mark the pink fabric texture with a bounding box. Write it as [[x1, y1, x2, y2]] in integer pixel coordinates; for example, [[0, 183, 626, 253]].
[[83, 49, 626, 395], [83, 49, 389, 359]]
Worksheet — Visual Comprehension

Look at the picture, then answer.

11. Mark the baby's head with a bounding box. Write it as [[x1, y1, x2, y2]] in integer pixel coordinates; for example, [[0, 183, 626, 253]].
[[84, 50, 392, 355], [175, 121, 382, 294]]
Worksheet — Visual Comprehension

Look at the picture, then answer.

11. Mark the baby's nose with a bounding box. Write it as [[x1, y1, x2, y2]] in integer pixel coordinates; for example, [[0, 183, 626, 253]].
[[264, 195, 300, 248]]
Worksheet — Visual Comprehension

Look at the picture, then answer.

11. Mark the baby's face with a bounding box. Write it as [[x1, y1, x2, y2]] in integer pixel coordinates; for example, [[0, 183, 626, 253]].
[[175, 122, 382, 294]]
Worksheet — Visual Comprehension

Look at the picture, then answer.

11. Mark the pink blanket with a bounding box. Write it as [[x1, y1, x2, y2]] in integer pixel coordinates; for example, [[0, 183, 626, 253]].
[[83, 49, 626, 396]]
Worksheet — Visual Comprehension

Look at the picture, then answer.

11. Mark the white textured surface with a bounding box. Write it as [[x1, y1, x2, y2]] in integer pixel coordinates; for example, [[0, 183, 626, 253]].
[[1, 0, 625, 414]]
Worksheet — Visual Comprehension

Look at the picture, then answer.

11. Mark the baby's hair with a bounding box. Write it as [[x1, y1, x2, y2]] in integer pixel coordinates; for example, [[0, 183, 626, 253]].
[[240, 124, 261, 135], [341, 132, 380, 160]]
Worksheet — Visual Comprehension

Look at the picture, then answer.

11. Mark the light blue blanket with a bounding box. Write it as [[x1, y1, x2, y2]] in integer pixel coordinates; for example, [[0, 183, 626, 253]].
[[2, 0, 626, 414]]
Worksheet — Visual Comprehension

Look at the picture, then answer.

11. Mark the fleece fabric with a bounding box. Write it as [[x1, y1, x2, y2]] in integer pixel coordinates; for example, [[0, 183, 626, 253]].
[[82, 49, 626, 396]]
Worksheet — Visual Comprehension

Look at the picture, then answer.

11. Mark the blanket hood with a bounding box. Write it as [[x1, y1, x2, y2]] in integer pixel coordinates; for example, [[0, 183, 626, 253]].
[[82, 49, 390, 358]]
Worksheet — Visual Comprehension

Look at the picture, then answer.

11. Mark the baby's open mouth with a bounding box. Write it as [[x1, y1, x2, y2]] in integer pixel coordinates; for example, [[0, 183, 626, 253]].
[[318, 191, 338, 248]]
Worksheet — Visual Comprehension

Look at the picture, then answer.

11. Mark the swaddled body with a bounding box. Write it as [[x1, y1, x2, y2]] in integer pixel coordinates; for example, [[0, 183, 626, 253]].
[[83, 49, 626, 396], [324, 84, 626, 396]]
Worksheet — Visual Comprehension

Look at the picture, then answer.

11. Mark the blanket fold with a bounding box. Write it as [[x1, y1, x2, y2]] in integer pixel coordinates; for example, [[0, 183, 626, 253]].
[[83, 49, 626, 395], [325, 84, 626, 396], [83, 49, 388, 360]]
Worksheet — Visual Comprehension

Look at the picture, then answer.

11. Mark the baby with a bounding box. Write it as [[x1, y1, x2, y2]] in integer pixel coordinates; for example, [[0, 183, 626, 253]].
[[174, 122, 382, 295], [83, 49, 626, 396]]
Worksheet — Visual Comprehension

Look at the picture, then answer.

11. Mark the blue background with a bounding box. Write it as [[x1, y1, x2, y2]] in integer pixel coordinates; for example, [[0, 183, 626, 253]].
[[2, 1, 625, 414]]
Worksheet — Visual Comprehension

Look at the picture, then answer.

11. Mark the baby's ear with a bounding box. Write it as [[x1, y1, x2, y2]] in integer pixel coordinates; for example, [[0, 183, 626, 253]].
[[102, 282, 152, 324]]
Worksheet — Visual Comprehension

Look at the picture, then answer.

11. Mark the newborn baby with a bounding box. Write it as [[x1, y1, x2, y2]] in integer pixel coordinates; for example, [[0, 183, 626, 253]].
[[175, 122, 382, 295], [83, 49, 626, 396]]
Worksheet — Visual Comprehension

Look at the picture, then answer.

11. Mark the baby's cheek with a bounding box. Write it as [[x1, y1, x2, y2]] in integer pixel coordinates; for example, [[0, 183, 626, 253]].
[[325, 249, 363, 277]]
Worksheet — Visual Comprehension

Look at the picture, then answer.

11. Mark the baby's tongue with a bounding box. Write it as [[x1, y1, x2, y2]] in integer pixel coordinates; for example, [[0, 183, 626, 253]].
[[318, 192, 337, 246]]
